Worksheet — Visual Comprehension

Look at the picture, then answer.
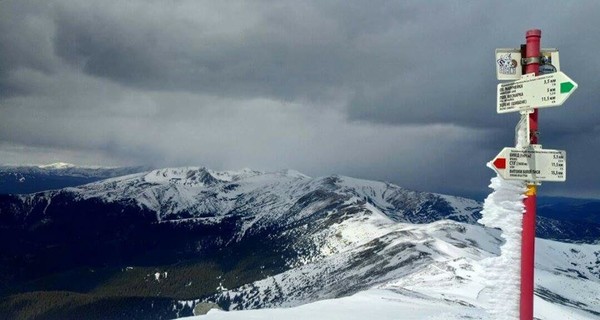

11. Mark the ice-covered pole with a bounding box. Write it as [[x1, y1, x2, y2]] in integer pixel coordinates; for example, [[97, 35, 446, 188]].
[[520, 28, 541, 320]]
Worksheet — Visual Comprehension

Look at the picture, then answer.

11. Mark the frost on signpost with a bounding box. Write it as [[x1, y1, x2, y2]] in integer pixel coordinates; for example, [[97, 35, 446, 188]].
[[476, 80, 531, 320], [478, 168, 526, 319], [477, 112, 529, 320]]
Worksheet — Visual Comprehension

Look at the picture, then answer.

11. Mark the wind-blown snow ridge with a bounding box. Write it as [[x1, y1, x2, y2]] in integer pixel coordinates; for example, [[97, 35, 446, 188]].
[[184, 230, 600, 320], [201, 219, 502, 311]]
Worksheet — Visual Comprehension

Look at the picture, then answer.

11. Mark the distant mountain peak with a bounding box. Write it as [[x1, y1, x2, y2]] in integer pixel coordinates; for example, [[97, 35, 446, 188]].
[[37, 162, 77, 169], [275, 169, 311, 179], [35, 162, 121, 170], [143, 167, 220, 187]]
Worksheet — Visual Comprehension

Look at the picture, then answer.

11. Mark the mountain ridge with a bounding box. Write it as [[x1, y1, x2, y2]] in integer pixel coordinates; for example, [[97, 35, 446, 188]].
[[0, 166, 484, 318], [1, 165, 598, 319]]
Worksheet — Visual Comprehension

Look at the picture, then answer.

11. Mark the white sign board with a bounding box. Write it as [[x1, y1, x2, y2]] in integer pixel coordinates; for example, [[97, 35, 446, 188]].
[[490, 146, 566, 182], [496, 48, 522, 80], [496, 48, 560, 80], [497, 71, 578, 113]]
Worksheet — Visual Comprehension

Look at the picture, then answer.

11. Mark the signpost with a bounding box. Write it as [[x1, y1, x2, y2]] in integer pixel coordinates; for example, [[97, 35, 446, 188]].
[[494, 29, 577, 320], [497, 71, 578, 113], [490, 146, 566, 182]]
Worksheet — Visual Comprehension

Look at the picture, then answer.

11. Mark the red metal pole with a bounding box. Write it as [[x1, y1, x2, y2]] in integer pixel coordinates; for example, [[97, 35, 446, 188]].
[[520, 29, 541, 320]]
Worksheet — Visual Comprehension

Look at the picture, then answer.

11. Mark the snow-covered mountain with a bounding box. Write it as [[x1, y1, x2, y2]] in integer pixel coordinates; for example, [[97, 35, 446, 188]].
[[0, 166, 482, 282], [69, 166, 481, 226], [0, 166, 598, 319], [183, 237, 600, 320], [0, 163, 150, 194], [0, 166, 485, 319]]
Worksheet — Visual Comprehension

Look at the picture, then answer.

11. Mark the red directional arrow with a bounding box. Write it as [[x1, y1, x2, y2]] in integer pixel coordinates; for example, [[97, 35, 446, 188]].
[[493, 157, 506, 169]]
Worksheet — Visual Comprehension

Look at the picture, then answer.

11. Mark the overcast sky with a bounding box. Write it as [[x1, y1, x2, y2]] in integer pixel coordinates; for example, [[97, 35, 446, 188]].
[[1, 0, 599, 199]]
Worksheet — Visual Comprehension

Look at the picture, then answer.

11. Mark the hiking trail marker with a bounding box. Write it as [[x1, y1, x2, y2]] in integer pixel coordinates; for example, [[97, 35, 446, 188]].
[[490, 145, 566, 182], [497, 71, 578, 113]]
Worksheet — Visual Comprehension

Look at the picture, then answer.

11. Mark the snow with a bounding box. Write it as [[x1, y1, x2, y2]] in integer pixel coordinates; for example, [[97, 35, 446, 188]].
[[182, 236, 600, 320], [477, 170, 526, 319], [308, 203, 394, 258], [37, 162, 77, 169], [35, 162, 118, 170], [206, 168, 258, 182], [437, 194, 481, 221], [474, 117, 529, 319], [21, 164, 594, 319], [77, 165, 587, 319], [154, 271, 168, 282], [217, 283, 227, 292], [534, 269, 600, 320], [188, 289, 487, 320], [170, 163, 599, 319]]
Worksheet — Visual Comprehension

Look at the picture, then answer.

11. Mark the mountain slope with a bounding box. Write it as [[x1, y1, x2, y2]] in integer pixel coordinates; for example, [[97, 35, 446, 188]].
[[0, 167, 484, 319], [185, 238, 600, 320], [1, 166, 597, 319], [194, 223, 600, 319], [0, 167, 482, 280], [204, 220, 502, 311]]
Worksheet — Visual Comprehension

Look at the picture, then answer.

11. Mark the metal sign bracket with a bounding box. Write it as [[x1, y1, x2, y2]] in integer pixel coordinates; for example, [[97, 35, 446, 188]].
[[522, 56, 541, 65]]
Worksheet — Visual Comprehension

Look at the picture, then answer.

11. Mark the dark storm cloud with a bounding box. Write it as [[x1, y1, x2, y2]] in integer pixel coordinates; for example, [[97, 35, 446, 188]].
[[4, 0, 599, 127], [46, 0, 493, 119], [45, 0, 600, 129], [1, 0, 599, 198], [50, 0, 354, 97], [0, 1, 55, 96]]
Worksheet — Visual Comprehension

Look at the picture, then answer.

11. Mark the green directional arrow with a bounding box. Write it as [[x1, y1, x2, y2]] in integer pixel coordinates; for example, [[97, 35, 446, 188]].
[[560, 81, 575, 93]]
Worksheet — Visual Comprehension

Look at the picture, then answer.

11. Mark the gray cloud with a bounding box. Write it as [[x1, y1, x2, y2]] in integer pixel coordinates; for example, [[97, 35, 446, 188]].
[[1, 0, 599, 199]]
